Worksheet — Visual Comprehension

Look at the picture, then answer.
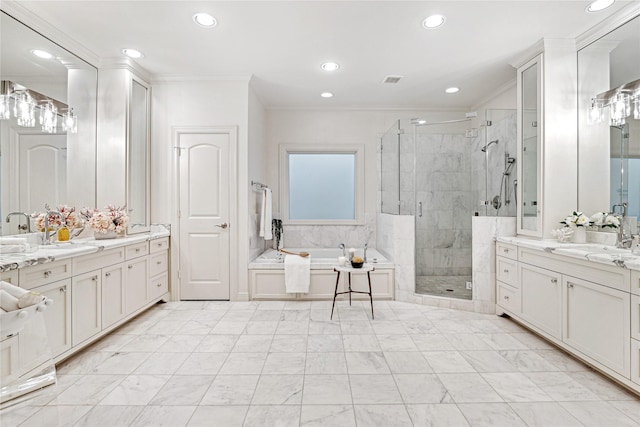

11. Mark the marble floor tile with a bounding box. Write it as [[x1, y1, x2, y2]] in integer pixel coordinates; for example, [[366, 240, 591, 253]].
[[349, 374, 403, 404], [422, 351, 475, 373], [129, 405, 196, 427], [149, 375, 214, 406], [74, 405, 143, 427], [481, 372, 553, 402], [262, 352, 306, 374], [535, 349, 590, 372], [19, 405, 93, 427], [609, 400, 640, 421], [187, 405, 248, 427], [460, 350, 518, 373], [308, 319, 342, 335], [55, 350, 111, 375], [244, 320, 279, 335], [284, 300, 312, 310], [251, 375, 304, 405], [243, 405, 301, 427], [133, 352, 190, 375], [406, 404, 470, 426], [305, 352, 348, 374], [401, 320, 438, 334], [144, 319, 186, 335], [156, 334, 206, 353], [340, 320, 374, 335], [384, 351, 433, 374], [508, 402, 583, 426], [309, 309, 337, 321], [497, 350, 559, 372], [302, 375, 352, 405], [560, 401, 639, 426], [307, 335, 344, 352], [270, 335, 308, 352], [222, 309, 256, 321], [199, 375, 259, 405], [119, 334, 170, 352], [524, 372, 600, 401], [477, 333, 530, 350], [437, 373, 504, 403], [352, 404, 413, 427], [232, 334, 273, 352], [457, 403, 527, 427], [300, 404, 356, 427], [210, 320, 248, 334], [371, 321, 407, 335], [394, 374, 453, 404], [86, 332, 135, 352], [91, 351, 151, 375], [345, 352, 390, 374], [175, 352, 228, 375], [410, 333, 456, 351], [281, 309, 311, 321], [445, 333, 494, 350], [376, 334, 419, 351], [218, 352, 267, 375], [256, 301, 286, 310], [99, 374, 170, 406], [276, 320, 310, 335], [53, 374, 125, 405], [342, 335, 381, 352], [0, 403, 41, 427], [179, 319, 215, 334], [567, 370, 639, 401]]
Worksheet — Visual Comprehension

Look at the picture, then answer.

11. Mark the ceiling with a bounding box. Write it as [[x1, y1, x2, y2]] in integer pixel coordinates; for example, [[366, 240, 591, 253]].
[[9, 1, 637, 109]]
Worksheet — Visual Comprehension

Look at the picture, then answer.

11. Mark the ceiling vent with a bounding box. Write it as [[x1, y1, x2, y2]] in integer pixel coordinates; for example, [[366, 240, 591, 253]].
[[382, 75, 403, 84]]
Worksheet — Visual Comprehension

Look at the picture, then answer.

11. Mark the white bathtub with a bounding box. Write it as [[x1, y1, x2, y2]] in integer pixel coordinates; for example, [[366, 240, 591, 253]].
[[249, 248, 395, 300]]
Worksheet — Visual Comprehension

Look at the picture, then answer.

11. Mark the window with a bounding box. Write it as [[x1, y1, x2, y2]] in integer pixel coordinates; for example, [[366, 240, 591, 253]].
[[280, 144, 364, 224]]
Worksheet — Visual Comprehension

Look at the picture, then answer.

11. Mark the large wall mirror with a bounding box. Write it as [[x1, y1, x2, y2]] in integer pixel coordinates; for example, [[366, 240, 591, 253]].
[[578, 14, 640, 230], [0, 11, 97, 235]]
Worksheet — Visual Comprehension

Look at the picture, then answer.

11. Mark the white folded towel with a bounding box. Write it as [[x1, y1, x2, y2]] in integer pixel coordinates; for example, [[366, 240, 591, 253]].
[[0, 290, 20, 311], [284, 254, 311, 293], [259, 188, 273, 240], [0, 244, 28, 254], [0, 237, 27, 245]]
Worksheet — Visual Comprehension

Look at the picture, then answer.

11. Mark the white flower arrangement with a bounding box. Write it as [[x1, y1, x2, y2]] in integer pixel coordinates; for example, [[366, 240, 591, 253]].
[[560, 211, 591, 227], [31, 204, 85, 232], [84, 205, 129, 234], [589, 212, 620, 229]]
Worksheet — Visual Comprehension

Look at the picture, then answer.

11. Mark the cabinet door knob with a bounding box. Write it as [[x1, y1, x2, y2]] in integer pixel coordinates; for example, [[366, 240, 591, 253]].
[[215, 223, 229, 229], [59, 286, 67, 292], [503, 249, 509, 253], [128, 265, 133, 269], [551, 278, 557, 284], [157, 283, 162, 287], [135, 248, 141, 252], [44, 270, 52, 278], [503, 269, 509, 274], [157, 261, 162, 265], [92, 276, 98, 281], [105, 272, 111, 277], [567, 282, 574, 288], [504, 295, 510, 300]]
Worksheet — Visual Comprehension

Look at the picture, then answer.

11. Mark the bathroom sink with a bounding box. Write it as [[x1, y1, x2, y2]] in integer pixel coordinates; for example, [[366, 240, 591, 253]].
[[39, 242, 80, 250]]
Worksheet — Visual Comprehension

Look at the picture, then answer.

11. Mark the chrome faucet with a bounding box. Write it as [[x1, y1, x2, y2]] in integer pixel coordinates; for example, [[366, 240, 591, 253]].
[[363, 242, 368, 263], [338, 243, 346, 257], [5, 212, 31, 233], [612, 202, 633, 249], [43, 210, 62, 244]]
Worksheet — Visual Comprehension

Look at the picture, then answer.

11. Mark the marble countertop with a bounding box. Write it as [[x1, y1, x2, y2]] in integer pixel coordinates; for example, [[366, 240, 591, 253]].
[[496, 236, 640, 271], [0, 225, 170, 273]]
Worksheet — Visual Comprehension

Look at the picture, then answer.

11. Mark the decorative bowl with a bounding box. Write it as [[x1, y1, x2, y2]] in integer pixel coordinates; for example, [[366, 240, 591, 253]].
[[351, 261, 364, 268]]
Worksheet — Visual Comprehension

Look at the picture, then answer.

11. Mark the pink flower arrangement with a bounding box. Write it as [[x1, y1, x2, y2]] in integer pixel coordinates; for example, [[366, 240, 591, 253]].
[[84, 205, 129, 234], [31, 204, 85, 232]]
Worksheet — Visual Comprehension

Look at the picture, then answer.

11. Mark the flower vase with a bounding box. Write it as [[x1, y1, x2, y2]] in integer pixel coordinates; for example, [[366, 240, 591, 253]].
[[94, 230, 117, 240], [572, 227, 586, 243]]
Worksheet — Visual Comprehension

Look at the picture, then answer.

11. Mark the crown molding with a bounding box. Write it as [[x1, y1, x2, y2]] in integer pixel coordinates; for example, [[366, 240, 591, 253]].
[[151, 74, 253, 84], [509, 39, 545, 69], [576, 2, 640, 51], [99, 58, 152, 82], [1, 1, 100, 67]]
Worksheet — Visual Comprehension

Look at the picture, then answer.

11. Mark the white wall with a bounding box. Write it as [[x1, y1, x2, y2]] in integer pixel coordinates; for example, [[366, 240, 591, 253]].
[[248, 84, 267, 261], [151, 78, 251, 300]]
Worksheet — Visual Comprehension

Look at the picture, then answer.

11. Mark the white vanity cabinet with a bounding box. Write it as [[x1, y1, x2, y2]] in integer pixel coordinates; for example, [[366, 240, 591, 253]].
[[148, 237, 169, 301], [102, 263, 126, 328], [71, 271, 102, 346], [32, 279, 72, 358], [496, 241, 638, 395], [495, 242, 521, 314], [125, 241, 149, 315]]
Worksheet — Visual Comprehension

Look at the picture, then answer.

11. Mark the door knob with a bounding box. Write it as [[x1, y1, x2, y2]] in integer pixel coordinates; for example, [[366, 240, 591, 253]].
[[216, 223, 229, 229]]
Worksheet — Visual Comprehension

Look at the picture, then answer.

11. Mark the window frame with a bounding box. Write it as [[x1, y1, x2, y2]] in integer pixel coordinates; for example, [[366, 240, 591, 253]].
[[279, 144, 365, 225]]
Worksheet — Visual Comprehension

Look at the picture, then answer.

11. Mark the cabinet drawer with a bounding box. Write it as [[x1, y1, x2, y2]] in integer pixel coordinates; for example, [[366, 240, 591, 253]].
[[19, 260, 71, 290], [632, 270, 640, 297], [73, 247, 125, 276], [149, 251, 168, 277], [0, 269, 19, 286], [496, 242, 517, 261], [149, 272, 168, 300], [0, 335, 20, 384], [496, 257, 519, 287], [497, 282, 521, 313], [632, 339, 640, 386], [125, 241, 149, 260], [149, 237, 169, 254], [632, 294, 640, 341]]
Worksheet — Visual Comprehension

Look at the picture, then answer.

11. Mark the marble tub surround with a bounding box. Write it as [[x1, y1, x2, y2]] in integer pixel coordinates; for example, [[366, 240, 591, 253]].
[[250, 248, 392, 270], [496, 236, 640, 271], [280, 213, 376, 249], [0, 225, 170, 273], [1, 299, 638, 427]]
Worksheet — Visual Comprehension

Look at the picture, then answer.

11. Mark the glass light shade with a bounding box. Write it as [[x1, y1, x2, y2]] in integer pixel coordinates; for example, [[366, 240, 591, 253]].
[[14, 92, 35, 127], [589, 98, 603, 123], [634, 98, 640, 120], [0, 94, 10, 120], [62, 108, 77, 133], [39, 100, 58, 133]]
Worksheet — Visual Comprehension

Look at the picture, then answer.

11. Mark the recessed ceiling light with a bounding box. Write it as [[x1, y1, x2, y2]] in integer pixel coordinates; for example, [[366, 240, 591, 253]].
[[321, 62, 340, 71], [122, 48, 144, 59], [320, 92, 334, 98], [193, 12, 217, 27], [422, 14, 446, 29], [586, 0, 615, 12], [445, 87, 460, 94], [31, 49, 53, 59]]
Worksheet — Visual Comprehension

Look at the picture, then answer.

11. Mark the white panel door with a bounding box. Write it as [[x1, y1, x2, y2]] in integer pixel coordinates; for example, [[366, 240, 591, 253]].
[[179, 131, 230, 300], [17, 133, 67, 213]]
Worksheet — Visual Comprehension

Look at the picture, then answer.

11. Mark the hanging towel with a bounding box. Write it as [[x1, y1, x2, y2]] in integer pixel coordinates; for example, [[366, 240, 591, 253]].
[[259, 187, 273, 240], [284, 254, 311, 293]]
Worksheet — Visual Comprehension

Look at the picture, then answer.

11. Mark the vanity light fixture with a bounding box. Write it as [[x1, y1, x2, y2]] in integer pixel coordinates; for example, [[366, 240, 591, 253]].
[[122, 48, 144, 59], [321, 62, 340, 71], [422, 14, 446, 29], [39, 100, 58, 133], [590, 78, 640, 126], [320, 92, 334, 98], [193, 13, 217, 27], [586, 0, 615, 12], [31, 49, 54, 59], [14, 92, 36, 127], [62, 108, 78, 133], [0, 95, 10, 120], [445, 87, 460, 94]]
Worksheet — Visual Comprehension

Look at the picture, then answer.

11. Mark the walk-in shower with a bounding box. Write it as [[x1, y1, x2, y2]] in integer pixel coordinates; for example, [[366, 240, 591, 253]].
[[380, 109, 516, 300]]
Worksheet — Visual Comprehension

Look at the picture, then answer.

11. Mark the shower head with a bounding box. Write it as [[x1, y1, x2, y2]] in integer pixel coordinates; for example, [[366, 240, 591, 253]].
[[481, 139, 498, 152]]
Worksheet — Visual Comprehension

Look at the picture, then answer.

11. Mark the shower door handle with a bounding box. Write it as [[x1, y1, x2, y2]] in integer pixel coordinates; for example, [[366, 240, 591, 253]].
[[418, 202, 423, 218]]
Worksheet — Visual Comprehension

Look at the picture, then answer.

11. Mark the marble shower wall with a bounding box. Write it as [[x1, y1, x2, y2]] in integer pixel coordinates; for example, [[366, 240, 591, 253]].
[[281, 213, 376, 249]]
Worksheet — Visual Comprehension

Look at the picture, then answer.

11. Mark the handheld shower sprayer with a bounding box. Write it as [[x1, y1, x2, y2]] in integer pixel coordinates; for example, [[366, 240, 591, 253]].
[[481, 139, 498, 152]]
